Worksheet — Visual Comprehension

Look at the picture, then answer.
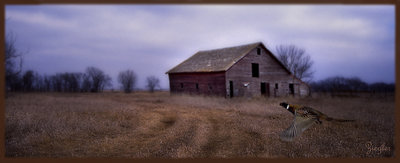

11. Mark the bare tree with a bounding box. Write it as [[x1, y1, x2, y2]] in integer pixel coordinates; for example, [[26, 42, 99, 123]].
[[57, 72, 82, 92], [146, 76, 160, 93], [276, 44, 314, 82], [100, 75, 112, 92], [48, 72, 86, 92], [22, 70, 35, 92], [43, 75, 52, 92], [118, 69, 137, 93], [33, 72, 44, 92], [5, 32, 23, 92], [85, 66, 112, 92], [81, 73, 92, 92], [7, 73, 22, 92]]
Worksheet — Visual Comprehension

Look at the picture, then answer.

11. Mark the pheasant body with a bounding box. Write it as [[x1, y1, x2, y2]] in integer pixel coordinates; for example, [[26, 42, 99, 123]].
[[279, 102, 354, 141]]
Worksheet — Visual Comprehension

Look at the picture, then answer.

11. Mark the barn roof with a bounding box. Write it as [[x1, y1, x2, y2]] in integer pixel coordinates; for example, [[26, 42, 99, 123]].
[[166, 42, 291, 74]]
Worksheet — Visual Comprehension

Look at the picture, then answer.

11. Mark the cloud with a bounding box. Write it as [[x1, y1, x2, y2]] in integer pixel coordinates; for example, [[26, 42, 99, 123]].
[[6, 10, 77, 30], [5, 4, 395, 90]]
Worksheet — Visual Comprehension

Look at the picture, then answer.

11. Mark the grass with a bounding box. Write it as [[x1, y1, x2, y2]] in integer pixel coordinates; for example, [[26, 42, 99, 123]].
[[5, 92, 394, 158]]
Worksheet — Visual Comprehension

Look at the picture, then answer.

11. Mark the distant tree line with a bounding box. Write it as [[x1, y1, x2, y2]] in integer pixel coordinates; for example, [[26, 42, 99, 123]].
[[309, 76, 395, 96], [6, 67, 161, 94], [7, 66, 112, 93]]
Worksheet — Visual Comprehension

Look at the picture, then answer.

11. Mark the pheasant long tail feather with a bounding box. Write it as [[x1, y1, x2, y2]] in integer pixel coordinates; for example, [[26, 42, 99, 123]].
[[322, 115, 355, 122]]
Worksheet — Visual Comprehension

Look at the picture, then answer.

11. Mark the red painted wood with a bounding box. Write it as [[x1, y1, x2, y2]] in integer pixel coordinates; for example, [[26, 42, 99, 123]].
[[168, 72, 226, 96]]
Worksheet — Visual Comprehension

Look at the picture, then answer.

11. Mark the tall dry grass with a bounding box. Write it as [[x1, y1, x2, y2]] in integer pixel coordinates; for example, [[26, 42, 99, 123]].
[[5, 92, 394, 158]]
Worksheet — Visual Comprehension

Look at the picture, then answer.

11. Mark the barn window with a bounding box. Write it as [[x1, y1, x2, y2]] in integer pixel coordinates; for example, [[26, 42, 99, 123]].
[[196, 83, 199, 90], [275, 83, 278, 89], [252, 63, 259, 77], [257, 48, 261, 55], [180, 83, 183, 88]]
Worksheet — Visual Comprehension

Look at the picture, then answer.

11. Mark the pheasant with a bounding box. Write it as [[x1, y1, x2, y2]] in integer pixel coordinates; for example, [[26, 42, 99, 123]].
[[279, 102, 354, 142]]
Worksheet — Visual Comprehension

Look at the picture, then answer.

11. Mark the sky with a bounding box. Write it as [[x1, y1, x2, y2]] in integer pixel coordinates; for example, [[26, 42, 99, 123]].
[[5, 5, 395, 90]]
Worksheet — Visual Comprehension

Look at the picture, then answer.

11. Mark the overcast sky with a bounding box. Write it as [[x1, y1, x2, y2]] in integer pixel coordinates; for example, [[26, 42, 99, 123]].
[[5, 5, 395, 90]]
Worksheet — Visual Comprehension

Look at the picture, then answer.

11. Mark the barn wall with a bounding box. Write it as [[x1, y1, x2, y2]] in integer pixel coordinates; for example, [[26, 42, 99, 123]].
[[299, 81, 310, 96], [168, 72, 226, 96], [225, 45, 309, 97]]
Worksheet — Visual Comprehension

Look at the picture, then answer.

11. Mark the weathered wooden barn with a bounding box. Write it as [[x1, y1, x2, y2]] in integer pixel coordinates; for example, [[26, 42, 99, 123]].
[[166, 42, 310, 97]]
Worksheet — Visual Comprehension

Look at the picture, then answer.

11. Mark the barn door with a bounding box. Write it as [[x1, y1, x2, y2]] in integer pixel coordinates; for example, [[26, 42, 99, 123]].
[[289, 84, 294, 96], [261, 82, 270, 97], [229, 81, 234, 98]]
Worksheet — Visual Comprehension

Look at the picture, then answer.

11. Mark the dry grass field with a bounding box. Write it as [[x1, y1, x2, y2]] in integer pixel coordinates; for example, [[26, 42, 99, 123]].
[[5, 92, 394, 158]]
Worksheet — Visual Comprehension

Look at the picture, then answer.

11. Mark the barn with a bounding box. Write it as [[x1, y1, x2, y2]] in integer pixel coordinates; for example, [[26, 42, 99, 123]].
[[166, 42, 310, 98]]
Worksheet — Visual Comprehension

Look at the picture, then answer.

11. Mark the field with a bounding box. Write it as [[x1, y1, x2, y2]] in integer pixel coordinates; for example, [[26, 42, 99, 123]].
[[5, 92, 394, 158]]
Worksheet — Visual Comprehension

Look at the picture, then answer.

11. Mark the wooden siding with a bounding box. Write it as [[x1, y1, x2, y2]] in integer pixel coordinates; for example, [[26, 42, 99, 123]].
[[225, 45, 309, 97], [168, 72, 226, 96], [167, 42, 310, 97]]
